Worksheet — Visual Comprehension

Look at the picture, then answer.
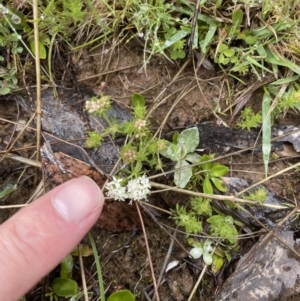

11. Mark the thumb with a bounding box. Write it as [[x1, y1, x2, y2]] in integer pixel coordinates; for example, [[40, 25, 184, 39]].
[[0, 176, 104, 301]]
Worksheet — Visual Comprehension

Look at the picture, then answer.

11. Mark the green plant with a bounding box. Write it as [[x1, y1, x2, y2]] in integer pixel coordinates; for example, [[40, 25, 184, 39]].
[[190, 154, 228, 194], [159, 127, 200, 188], [108, 290, 135, 301], [0, 183, 17, 198], [172, 196, 240, 273], [85, 93, 164, 183], [45, 255, 80, 300], [237, 107, 262, 131], [45, 245, 92, 300], [243, 187, 267, 205]]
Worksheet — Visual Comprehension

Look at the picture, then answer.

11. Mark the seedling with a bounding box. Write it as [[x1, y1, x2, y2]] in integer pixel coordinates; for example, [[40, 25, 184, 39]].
[[159, 127, 200, 188]]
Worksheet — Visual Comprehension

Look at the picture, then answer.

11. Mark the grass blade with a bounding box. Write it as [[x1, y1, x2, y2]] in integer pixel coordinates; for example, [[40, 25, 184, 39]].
[[88, 231, 106, 301], [262, 87, 272, 177]]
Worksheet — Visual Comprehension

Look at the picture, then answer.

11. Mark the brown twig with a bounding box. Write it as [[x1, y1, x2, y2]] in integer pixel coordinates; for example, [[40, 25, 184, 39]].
[[32, 0, 42, 183], [135, 202, 160, 301]]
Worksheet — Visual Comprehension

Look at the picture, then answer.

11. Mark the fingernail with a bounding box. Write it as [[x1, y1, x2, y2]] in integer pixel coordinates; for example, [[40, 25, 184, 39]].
[[52, 176, 104, 222]]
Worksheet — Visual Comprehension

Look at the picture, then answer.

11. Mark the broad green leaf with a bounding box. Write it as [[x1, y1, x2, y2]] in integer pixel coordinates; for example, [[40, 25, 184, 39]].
[[108, 290, 135, 301], [28, 38, 47, 59], [52, 278, 78, 297], [211, 254, 224, 274], [232, 9, 243, 27], [211, 177, 227, 192], [0, 87, 11, 95], [131, 93, 145, 106], [262, 87, 272, 177], [160, 143, 183, 161], [203, 175, 213, 194], [210, 165, 228, 177], [174, 160, 192, 188], [177, 127, 199, 153], [200, 24, 217, 54], [60, 255, 73, 279], [223, 48, 235, 58], [0, 183, 17, 198], [200, 154, 213, 170], [218, 43, 228, 53], [185, 152, 201, 164], [245, 35, 257, 45]]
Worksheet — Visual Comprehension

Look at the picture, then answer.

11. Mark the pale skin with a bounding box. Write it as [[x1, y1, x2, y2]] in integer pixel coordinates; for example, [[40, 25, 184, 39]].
[[0, 176, 104, 301]]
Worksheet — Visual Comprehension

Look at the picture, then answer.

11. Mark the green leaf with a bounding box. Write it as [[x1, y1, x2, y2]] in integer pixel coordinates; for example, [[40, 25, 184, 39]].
[[71, 244, 93, 257], [161, 29, 190, 50], [232, 9, 243, 27], [177, 127, 199, 153], [246, 56, 273, 73], [200, 154, 213, 170], [60, 255, 73, 279], [256, 45, 267, 58], [270, 75, 300, 85], [28, 38, 47, 59], [203, 175, 213, 194], [0, 183, 17, 198], [174, 160, 192, 188], [262, 87, 272, 177], [223, 48, 235, 58], [218, 43, 228, 53], [0, 87, 10, 95], [161, 143, 185, 161], [200, 24, 217, 54], [52, 278, 78, 297], [108, 290, 135, 301], [172, 132, 179, 144], [211, 254, 224, 274], [245, 35, 257, 45], [131, 93, 145, 106], [265, 55, 300, 75], [211, 177, 227, 192], [210, 165, 229, 177], [185, 152, 201, 164]]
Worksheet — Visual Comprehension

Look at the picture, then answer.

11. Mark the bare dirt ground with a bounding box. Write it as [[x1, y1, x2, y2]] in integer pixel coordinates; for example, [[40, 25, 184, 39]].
[[1, 39, 300, 300]]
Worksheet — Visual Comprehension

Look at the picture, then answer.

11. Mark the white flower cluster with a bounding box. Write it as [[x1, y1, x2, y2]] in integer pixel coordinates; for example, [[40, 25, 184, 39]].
[[105, 174, 151, 203], [85, 96, 110, 114]]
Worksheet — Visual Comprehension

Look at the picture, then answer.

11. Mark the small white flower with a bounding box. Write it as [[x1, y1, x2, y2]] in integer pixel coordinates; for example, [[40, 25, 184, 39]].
[[105, 177, 128, 201], [127, 174, 151, 201]]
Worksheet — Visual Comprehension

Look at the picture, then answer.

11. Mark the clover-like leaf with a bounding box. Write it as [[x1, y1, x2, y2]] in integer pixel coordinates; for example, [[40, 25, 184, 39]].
[[60, 255, 73, 279], [108, 290, 135, 301], [210, 165, 229, 177], [131, 93, 145, 106], [185, 152, 201, 164], [177, 127, 199, 154], [52, 278, 78, 297], [190, 247, 203, 259], [211, 177, 227, 192], [211, 254, 224, 274], [161, 143, 185, 161], [203, 175, 213, 194], [174, 160, 192, 188]]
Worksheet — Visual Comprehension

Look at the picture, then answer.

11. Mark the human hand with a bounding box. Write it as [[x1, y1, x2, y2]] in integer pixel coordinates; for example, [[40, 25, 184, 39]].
[[0, 176, 104, 301]]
